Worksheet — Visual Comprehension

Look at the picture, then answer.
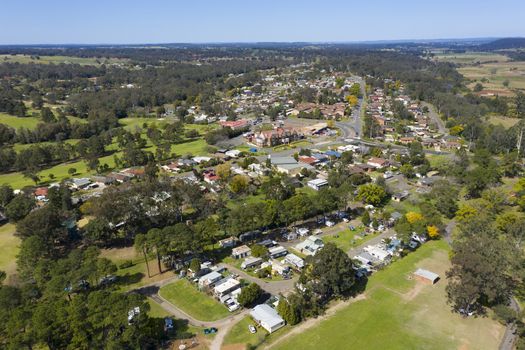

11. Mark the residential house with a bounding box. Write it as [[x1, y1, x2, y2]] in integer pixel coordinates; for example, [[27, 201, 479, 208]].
[[198, 271, 223, 288], [250, 304, 285, 333], [284, 253, 305, 270], [213, 278, 241, 298], [295, 235, 324, 256], [270, 259, 290, 276], [307, 178, 328, 191], [366, 157, 389, 169], [219, 236, 238, 248], [270, 156, 314, 176], [241, 257, 263, 270], [232, 245, 251, 259], [268, 245, 288, 259], [219, 119, 250, 130], [392, 190, 409, 202], [203, 170, 219, 184]]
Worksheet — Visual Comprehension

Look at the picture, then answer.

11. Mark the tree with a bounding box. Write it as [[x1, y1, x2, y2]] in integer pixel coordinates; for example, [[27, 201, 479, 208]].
[[251, 244, 268, 258], [5, 195, 35, 222], [216, 163, 232, 182], [0, 270, 5, 285], [406, 211, 424, 224], [276, 297, 300, 325], [134, 234, 151, 278], [446, 233, 516, 315], [68, 167, 77, 176], [427, 225, 440, 239], [356, 183, 387, 206], [229, 175, 249, 194], [0, 184, 14, 208], [399, 163, 415, 178], [189, 258, 201, 275], [300, 243, 355, 304], [361, 210, 371, 226], [238, 283, 262, 307]]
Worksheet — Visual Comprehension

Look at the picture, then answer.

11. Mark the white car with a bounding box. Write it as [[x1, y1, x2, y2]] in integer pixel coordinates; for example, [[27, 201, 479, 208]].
[[325, 221, 335, 227], [249, 325, 257, 334]]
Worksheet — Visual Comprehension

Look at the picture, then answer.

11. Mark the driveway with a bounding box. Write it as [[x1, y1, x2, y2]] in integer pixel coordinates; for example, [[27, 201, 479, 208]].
[[220, 263, 296, 296]]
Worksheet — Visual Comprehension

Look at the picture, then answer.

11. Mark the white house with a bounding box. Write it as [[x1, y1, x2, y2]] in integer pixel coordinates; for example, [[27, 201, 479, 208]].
[[295, 235, 324, 256], [213, 278, 241, 298], [250, 304, 285, 333], [270, 259, 290, 275], [307, 178, 329, 191], [366, 157, 389, 169], [268, 245, 288, 259], [198, 271, 223, 288], [241, 257, 263, 270], [284, 253, 305, 270], [363, 245, 391, 261], [225, 149, 242, 158], [232, 245, 251, 259]]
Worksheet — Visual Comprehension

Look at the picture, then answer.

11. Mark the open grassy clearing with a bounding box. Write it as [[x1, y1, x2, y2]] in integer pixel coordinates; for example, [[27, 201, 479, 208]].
[[0, 54, 128, 66], [272, 240, 504, 350], [0, 223, 20, 279], [486, 115, 520, 129], [0, 113, 40, 129], [159, 279, 230, 322], [432, 52, 509, 65], [322, 227, 372, 252], [223, 316, 291, 348]]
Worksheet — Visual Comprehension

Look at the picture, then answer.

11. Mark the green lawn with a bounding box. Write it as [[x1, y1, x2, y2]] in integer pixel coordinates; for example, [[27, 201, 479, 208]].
[[0, 54, 127, 66], [0, 223, 19, 278], [273, 240, 505, 350], [147, 297, 171, 318], [159, 279, 230, 322], [224, 316, 291, 348], [0, 113, 40, 129], [322, 227, 373, 251]]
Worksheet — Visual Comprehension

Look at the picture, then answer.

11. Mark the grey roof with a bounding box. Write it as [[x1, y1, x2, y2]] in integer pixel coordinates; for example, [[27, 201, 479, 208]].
[[250, 304, 284, 328], [414, 268, 439, 281]]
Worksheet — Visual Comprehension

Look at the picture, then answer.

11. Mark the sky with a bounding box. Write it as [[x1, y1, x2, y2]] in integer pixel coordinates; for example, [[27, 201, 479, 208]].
[[0, 0, 524, 44]]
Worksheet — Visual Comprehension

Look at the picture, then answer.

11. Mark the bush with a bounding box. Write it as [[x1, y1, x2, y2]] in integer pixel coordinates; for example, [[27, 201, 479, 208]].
[[119, 260, 134, 269], [492, 304, 518, 325]]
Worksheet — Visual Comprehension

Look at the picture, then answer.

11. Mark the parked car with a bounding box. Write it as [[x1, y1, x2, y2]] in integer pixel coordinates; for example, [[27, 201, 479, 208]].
[[249, 325, 257, 334], [325, 220, 335, 227], [204, 327, 218, 334]]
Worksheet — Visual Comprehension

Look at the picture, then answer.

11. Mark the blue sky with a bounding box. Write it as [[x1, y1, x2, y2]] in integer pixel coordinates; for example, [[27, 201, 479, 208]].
[[0, 0, 524, 44]]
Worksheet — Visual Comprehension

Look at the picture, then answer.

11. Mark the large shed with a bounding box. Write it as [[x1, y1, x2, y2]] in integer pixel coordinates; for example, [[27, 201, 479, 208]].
[[414, 268, 440, 285]]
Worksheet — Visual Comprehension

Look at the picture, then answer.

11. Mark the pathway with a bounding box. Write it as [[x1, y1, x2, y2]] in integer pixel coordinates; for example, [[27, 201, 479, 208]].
[[220, 263, 296, 295]]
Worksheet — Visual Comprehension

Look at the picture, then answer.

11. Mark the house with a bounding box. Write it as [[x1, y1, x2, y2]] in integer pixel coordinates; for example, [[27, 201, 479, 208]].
[[268, 245, 288, 259], [325, 150, 341, 158], [363, 245, 391, 262], [307, 178, 328, 191], [91, 175, 116, 186], [69, 178, 92, 190], [225, 149, 242, 158], [250, 304, 285, 333], [219, 119, 250, 130], [34, 187, 48, 200], [241, 257, 263, 270], [354, 252, 380, 267], [219, 236, 238, 248], [366, 157, 389, 169], [295, 235, 324, 256], [213, 278, 241, 298], [284, 253, 305, 270], [298, 155, 318, 166], [203, 170, 219, 184], [232, 245, 251, 259], [270, 259, 290, 275], [198, 271, 223, 288], [271, 156, 314, 176], [161, 162, 181, 173], [193, 156, 212, 164], [248, 127, 304, 147], [417, 176, 440, 188], [392, 190, 409, 202], [414, 268, 440, 285]]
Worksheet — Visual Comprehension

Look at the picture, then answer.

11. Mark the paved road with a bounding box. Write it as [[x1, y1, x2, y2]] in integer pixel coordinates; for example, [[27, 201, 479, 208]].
[[220, 263, 296, 295]]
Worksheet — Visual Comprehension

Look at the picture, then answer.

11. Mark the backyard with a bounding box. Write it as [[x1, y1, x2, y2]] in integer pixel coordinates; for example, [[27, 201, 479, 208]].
[[271, 240, 505, 350], [159, 279, 230, 322], [0, 223, 20, 279]]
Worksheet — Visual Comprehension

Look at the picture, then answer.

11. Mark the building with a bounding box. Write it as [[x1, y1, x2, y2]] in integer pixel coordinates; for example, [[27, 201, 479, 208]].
[[414, 268, 440, 285], [270, 156, 314, 176], [295, 235, 324, 256], [392, 190, 409, 202], [213, 278, 241, 298], [198, 271, 223, 288], [250, 304, 285, 333], [241, 257, 263, 270], [270, 259, 290, 275], [307, 178, 329, 191], [219, 236, 238, 248], [219, 119, 250, 130], [232, 245, 251, 259], [284, 253, 305, 270], [366, 157, 389, 169], [363, 245, 391, 262], [248, 127, 304, 147], [70, 178, 92, 190], [268, 245, 288, 259]]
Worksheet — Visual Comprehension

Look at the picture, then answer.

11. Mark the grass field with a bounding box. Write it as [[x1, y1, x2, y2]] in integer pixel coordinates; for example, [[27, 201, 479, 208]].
[[487, 115, 520, 129], [322, 227, 370, 251], [272, 240, 504, 350], [0, 113, 40, 129], [0, 223, 19, 279], [159, 279, 230, 322], [0, 54, 127, 66], [432, 51, 525, 96], [223, 316, 291, 348]]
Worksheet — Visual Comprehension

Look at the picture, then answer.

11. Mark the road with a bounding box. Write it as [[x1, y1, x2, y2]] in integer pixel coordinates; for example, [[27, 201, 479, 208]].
[[220, 263, 296, 295]]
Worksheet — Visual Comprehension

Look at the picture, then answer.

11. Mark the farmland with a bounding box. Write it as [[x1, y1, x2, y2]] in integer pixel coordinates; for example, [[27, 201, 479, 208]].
[[0, 224, 20, 279], [432, 51, 525, 96], [0, 54, 128, 66], [271, 241, 505, 350]]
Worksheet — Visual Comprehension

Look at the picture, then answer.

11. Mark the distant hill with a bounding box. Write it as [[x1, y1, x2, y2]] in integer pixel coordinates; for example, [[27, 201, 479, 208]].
[[479, 37, 525, 50]]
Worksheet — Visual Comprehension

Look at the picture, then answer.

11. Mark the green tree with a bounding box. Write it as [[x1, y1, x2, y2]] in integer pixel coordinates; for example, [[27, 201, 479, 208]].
[[5, 195, 35, 222], [238, 283, 262, 307], [134, 234, 151, 278], [356, 183, 387, 206], [251, 244, 268, 258]]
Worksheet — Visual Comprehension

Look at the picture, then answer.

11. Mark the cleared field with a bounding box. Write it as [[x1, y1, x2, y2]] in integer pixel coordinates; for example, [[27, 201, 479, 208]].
[[224, 316, 290, 348], [0, 113, 40, 129], [0, 54, 127, 66], [487, 115, 520, 129], [272, 240, 504, 350], [322, 227, 369, 251], [159, 279, 230, 322], [0, 223, 20, 278], [432, 52, 509, 65]]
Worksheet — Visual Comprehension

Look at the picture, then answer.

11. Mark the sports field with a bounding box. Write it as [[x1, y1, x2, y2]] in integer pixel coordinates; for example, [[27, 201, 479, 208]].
[[271, 240, 504, 350]]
